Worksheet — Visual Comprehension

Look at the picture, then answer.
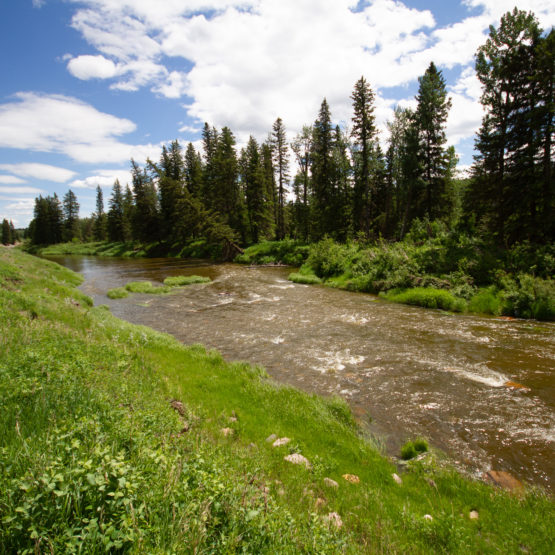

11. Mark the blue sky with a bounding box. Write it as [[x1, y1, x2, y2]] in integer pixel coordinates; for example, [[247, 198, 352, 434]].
[[1, 0, 553, 227]]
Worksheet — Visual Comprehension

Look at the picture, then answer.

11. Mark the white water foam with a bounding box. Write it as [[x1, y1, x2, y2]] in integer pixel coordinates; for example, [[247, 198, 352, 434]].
[[309, 348, 366, 373], [442, 363, 508, 388]]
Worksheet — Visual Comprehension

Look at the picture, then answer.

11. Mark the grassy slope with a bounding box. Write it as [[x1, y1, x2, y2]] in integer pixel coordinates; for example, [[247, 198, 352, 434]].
[[1, 248, 553, 552]]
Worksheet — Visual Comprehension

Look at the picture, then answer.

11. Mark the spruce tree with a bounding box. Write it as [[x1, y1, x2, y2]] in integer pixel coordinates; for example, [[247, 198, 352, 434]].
[[350, 76, 378, 235], [131, 159, 159, 242], [62, 189, 80, 242], [1, 219, 10, 245], [107, 180, 126, 242], [9, 220, 16, 244], [93, 185, 107, 241], [271, 118, 290, 240], [291, 125, 312, 241], [184, 142, 203, 198]]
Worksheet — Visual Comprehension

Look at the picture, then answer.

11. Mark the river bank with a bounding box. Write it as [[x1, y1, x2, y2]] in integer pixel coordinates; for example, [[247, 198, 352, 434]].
[[1, 247, 553, 552], [28, 230, 555, 321]]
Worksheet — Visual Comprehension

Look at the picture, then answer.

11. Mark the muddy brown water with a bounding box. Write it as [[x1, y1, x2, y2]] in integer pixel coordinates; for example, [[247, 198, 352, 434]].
[[49, 255, 555, 491]]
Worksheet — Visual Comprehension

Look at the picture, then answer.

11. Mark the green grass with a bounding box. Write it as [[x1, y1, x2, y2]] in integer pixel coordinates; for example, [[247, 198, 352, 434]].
[[381, 288, 467, 312], [163, 275, 211, 286], [106, 286, 129, 299], [235, 240, 310, 266], [1, 247, 553, 552], [288, 272, 322, 285], [125, 281, 171, 294]]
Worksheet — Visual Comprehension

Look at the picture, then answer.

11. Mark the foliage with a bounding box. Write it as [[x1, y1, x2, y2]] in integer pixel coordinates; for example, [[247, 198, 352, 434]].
[[107, 287, 129, 299], [235, 240, 309, 266], [382, 288, 466, 312]]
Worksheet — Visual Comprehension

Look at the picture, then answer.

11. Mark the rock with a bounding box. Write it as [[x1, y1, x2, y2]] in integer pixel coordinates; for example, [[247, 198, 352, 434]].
[[504, 381, 530, 392], [247, 442, 257, 450], [326, 512, 343, 529], [266, 433, 277, 443], [342, 473, 360, 484], [229, 416, 238, 422], [315, 497, 326, 510], [423, 514, 433, 521], [221, 427, 234, 436], [277, 487, 286, 496], [483, 470, 524, 493], [469, 510, 479, 520], [170, 399, 186, 417], [272, 437, 291, 447], [284, 453, 311, 469], [323, 477, 339, 489], [392, 473, 402, 485]]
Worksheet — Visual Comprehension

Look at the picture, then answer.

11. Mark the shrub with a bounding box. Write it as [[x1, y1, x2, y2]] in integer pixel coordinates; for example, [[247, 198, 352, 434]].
[[306, 238, 354, 278], [401, 441, 417, 460], [413, 438, 429, 454], [107, 287, 129, 299], [497, 273, 555, 321], [468, 287, 502, 315], [163, 275, 211, 287]]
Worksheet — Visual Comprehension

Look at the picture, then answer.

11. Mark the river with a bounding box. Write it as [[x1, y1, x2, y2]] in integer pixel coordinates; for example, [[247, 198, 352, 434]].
[[48, 255, 555, 491]]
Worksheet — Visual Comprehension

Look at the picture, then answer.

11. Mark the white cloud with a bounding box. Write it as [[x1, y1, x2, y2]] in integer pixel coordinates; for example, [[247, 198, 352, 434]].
[[67, 54, 118, 80], [57, 0, 555, 154], [0, 175, 26, 184], [0, 163, 76, 183], [69, 169, 132, 189], [0, 92, 160, 164], [0, 186, 45, 195]]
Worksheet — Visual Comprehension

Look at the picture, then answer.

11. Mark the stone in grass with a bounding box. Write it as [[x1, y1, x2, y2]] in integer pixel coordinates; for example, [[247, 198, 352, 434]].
[[423, 514, 433, 521], [326, 512, 343, 529], [272, 437, 291, 447], [284, 453, 311, 469], [221, 427, 234, 436], [323, 477, 339, 489], [469, 510, 479, 520], [392, 473, 402, 485], [342, 473, 360, 484], [315, 497, 326, 510], [266, 433, 277, 443]]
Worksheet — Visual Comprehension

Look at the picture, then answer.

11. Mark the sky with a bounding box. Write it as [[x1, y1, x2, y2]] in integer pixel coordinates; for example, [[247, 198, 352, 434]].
[[0, 1, 554, 228]]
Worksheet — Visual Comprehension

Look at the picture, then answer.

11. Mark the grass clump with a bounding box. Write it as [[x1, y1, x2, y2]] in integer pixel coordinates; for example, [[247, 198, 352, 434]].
[[288, 272, 322, 285], [163, 275, 211, 287], [1, 248, 554, 552], [401, 439, 429, 461], [382, 287, 466, 312], [125, 281, 171, 294], [106, 287, 129, 299]]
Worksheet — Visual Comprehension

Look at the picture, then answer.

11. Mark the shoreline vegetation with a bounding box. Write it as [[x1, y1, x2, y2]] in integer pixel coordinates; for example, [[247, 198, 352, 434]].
[[1, 247, 554, 552], [29, 227, 555, 321]]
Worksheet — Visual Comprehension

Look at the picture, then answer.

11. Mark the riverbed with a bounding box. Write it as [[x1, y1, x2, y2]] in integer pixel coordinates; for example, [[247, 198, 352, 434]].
[[48, 255, 555, 491]]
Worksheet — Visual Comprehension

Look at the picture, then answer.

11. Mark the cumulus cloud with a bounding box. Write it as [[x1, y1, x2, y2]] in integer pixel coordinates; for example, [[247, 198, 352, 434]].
[[67, 54, 118, 80], [69, 169, 133, 189], [0, 186, 45, 195], [0, 163, 76, 183], [0, 92, 160, 164]]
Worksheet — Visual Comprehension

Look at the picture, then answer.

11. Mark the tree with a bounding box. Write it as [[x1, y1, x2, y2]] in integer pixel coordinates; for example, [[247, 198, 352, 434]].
[[468, 8, 553, 244], [1, 219, 10, 245], [184, 142, 203, 198], [107, 180, 127, 242], [291, 125, 313, 241], [415, 62, 452, 220], [157, 140, 185, 241], [131, 159, 159, 242], [62, 189, 80, 242], [271, 117, 290, 240], [93, 186, 107, 241], [351, 76, 378, 235]]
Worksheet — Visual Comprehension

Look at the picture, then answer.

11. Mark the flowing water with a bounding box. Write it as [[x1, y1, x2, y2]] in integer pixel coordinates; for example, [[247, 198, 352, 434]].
[[49, 255, 555, 491]]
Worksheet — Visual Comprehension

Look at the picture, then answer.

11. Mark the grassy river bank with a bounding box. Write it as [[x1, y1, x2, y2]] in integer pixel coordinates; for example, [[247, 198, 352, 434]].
[[1, 247, 553, 552]]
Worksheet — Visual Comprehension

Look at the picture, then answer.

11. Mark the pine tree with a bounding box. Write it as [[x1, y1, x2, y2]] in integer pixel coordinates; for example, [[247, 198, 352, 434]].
[[1, 219, 10, 245], [9, 220, 16, 244], [415, 62, 452, 220], [291, 125, 312, 241], [184, 142, 203, 198], [93, 185, 107, 241], [131, 159, 159, 242], [271, 118, 290, 240], [107, 180, 127, 242], [261, 142, 277, 239], [350, 76, 378, 235], [157, 140, 185, 241], [62, 189, 80, 242]]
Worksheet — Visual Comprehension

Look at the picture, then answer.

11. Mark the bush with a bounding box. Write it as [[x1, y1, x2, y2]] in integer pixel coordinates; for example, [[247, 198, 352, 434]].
[[401, 438, 428, 460], [107, 287, 129, 299], [498, 274, 555, 321], [306, 238, 355, 278], [468, 287, 502, 315], [163, 275, 211, 287], [382, 288, 466, 312]]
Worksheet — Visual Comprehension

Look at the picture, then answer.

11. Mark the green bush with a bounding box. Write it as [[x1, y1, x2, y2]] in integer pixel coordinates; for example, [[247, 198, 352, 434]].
[[306, 238, 355, 278], [413, 438, 429, 454], [497, 273, 555, 321], [163, 275, 211, 287], [468, 287, 502, 315], [235, 240, 309, 266], [107, 287, 129, 299], [401, 441, 417, 460]]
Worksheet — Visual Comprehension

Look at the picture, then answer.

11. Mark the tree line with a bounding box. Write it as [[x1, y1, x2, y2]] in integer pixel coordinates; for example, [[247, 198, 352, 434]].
[[28, 9, 553, 251], [1, 219, 17, 245]]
